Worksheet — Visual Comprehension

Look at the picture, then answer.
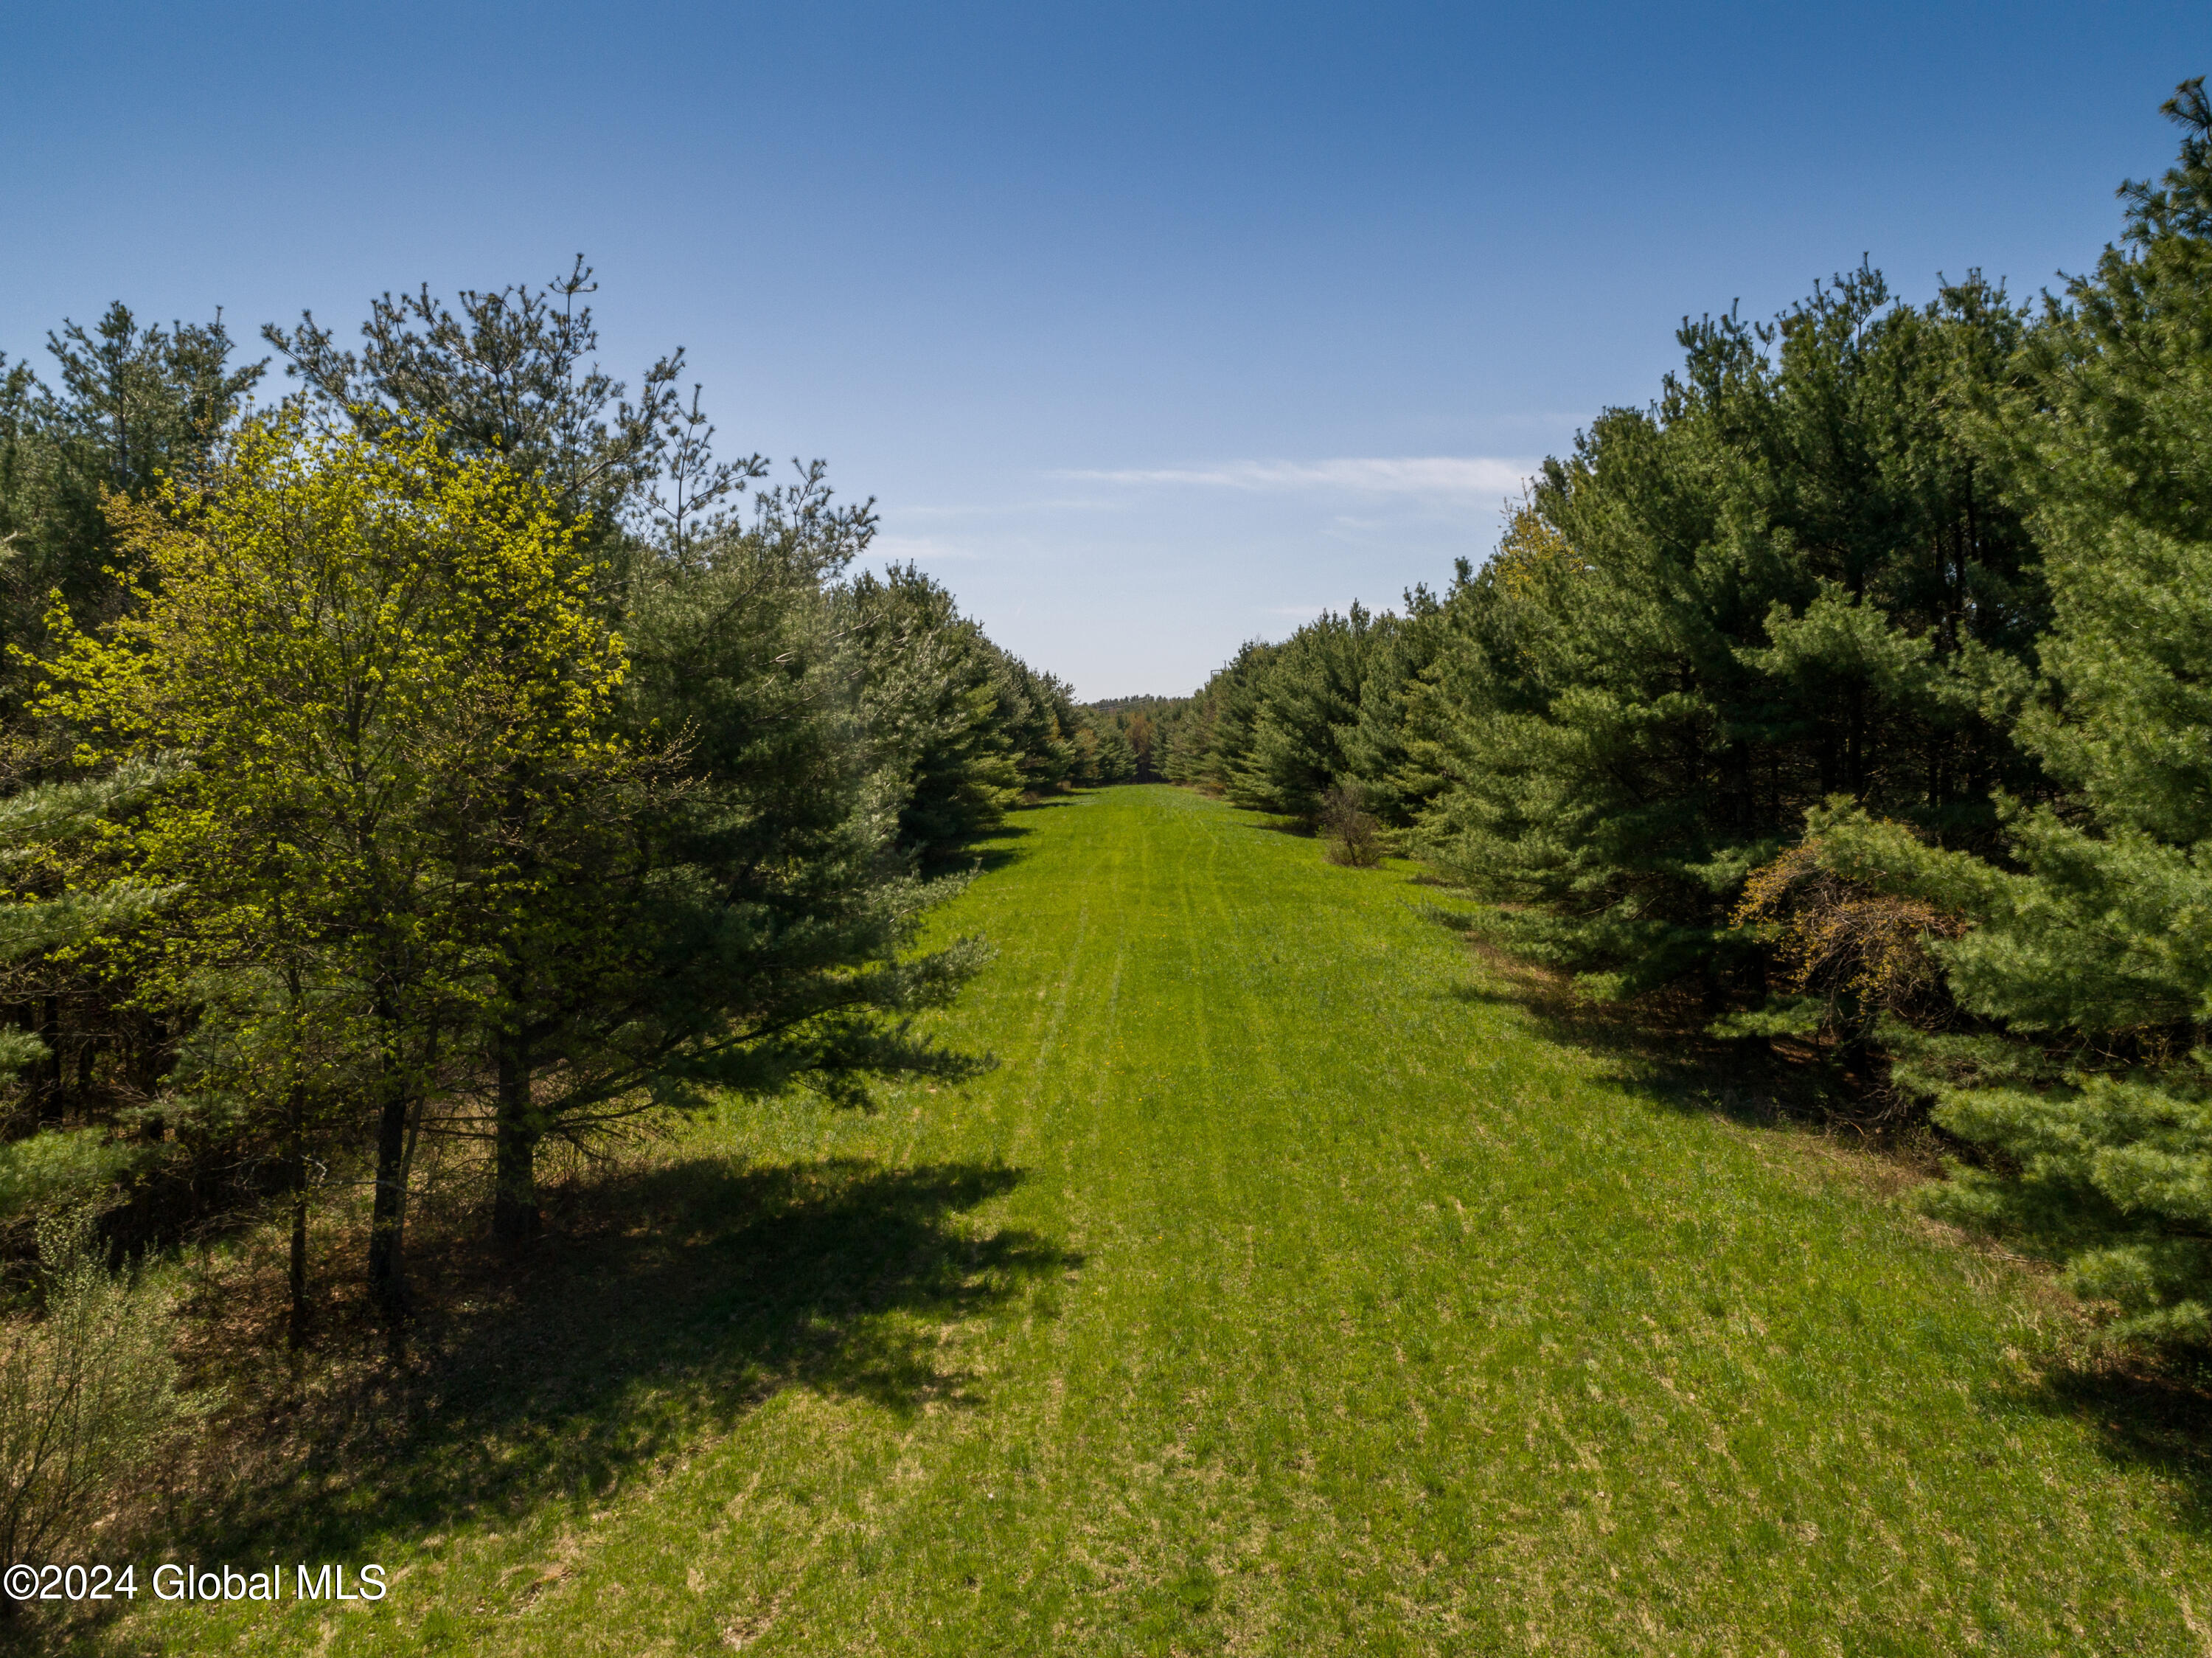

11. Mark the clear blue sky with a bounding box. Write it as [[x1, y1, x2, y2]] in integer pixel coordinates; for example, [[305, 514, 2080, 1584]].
[[3, 2, 2202, 696]]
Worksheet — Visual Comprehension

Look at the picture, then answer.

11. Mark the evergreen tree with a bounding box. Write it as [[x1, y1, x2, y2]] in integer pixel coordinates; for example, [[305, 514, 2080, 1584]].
[[263, 257, 755, 586], [1234, 606, 1378, 821], [1180, 640, 1279, 791], [0, 305, 264, 673], [1077, 700, 1180, 783], [986, 650, 1079, 795], [0, 308, 263, 1140], [1815, 80, 2212, 1342], [610, 481, 993, 1108], [1413, 269, 2044, 1000], [1090, 723, 1138, 783], [262, 266, 994, 1243], [1340, 581, 1448, 827], [843, 565, 1023, 862]]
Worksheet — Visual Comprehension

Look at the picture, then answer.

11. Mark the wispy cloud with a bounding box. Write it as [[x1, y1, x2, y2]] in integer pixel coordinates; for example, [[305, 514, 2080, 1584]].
[[898, 496, 1126, 519], [1061, 457, 1534, 499], [870, 533, 982, 563]]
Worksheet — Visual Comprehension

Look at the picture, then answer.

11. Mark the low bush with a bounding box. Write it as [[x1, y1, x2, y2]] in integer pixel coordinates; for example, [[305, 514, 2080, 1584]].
[[1318, 785, 1383, 868], [0, 1210, 188, 1612]]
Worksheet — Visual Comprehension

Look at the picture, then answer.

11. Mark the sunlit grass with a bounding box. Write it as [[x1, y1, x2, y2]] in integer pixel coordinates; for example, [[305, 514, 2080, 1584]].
[[63, 785, 2212, 1654]]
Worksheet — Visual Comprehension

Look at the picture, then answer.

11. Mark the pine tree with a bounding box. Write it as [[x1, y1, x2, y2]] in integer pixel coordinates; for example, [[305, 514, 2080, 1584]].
[[0, 305, 263, 673], [1815, 80, 2212, 1343], [1175, 641, 1279, 791], [1413, 269, 2043, 1000], [1231, 606, 1377, 821], [1340, 581, 1448, 827], [0, 309, 262, 1140], [608, 482, 992, 1115], [986, 650, 1079, 795], [262, 257, 754, 589], [843, 565, 1023, 861], [1090, 723, 1138, 783]]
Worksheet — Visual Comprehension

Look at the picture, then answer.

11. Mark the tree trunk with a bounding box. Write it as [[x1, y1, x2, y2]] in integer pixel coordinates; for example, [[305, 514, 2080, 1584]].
[[289, 1190, 310, 1350], [492, 1030, 540, 1244], [367, 1092, 410, 1322], [287, 1084, 310, 1352], [135, 1019, 167, 1140], [366, 1000, 411, 1325], [36, 996, 62, 1123]]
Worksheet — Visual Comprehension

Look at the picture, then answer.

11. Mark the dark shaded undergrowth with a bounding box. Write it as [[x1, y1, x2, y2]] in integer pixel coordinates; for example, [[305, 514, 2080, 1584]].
[[47, 1151, 1074, 1649]]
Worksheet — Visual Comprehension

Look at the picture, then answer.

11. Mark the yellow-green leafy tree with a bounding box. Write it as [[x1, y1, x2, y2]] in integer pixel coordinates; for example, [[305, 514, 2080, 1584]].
[[39, 412, 634, 1324]]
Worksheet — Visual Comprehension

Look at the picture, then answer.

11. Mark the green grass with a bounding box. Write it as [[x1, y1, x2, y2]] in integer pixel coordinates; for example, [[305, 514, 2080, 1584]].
[[68, 785, 2212, 1654]]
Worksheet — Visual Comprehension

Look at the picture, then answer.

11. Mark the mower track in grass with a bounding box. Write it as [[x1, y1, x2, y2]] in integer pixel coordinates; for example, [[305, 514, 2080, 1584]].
[[80, 784, 2212, 1656]]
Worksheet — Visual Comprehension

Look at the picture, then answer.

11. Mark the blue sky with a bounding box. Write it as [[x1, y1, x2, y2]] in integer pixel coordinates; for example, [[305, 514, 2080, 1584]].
[[3, 2, 2203, 695]]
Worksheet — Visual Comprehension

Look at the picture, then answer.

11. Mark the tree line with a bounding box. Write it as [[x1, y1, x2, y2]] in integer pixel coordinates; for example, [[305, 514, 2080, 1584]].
[[1155, 81, 2212, 1349], [0, 262, 1116, 1351]]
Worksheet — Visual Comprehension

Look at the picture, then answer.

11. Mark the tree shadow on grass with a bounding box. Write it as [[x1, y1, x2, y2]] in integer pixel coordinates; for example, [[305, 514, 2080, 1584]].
[[1232, 814, 1314, 839], [1439, 948, 1842, 1135], [948, 790, 1096, 873], [2001, 1353, 2212, 1536], [1425, 905, 2212, 1520], [936, 820, 1035, 875], [167, 1156, 1077, 1573]]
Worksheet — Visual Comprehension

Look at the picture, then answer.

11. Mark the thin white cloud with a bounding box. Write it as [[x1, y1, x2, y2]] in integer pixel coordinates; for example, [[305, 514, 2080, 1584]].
[[898, 496, 1126, 519], [871, 533, 981, 563], [1062, 457, 1534, 499]]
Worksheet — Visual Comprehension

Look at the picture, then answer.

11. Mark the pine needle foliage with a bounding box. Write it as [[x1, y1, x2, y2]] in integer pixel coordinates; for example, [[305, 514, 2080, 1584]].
[[1808, 80, 2212, 1343], [1409, 267, 2045, 1001]]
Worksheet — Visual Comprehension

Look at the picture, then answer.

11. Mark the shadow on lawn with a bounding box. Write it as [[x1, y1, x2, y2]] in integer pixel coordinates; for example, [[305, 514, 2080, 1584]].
[[1425, 900, 2212, 1520], [1439, 954, 1839, 1134], [1239, 815, 1315, 839], [2011, 1355, 2212, 1534], [942, 819, 1034, 875], [947, 792, 1089, 874], [176, 1156, 1077, 1572]]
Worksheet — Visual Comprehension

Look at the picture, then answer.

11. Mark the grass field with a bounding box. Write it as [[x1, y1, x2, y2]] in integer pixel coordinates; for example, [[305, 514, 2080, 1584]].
[[62, 785, 2212, 1655]]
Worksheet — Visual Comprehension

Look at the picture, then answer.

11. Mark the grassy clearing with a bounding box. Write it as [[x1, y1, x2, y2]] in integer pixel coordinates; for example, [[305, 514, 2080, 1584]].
[[51, 785, 2212, 1655]]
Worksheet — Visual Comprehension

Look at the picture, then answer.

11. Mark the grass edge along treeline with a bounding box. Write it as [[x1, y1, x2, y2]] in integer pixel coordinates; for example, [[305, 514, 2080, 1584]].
[[0, 263, 1127, 1603], [1146, 80, 2212, 1356]]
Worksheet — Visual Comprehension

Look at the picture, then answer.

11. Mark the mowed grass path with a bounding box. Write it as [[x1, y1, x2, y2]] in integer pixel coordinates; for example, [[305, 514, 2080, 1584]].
[[96, 785, 2212, 1655]]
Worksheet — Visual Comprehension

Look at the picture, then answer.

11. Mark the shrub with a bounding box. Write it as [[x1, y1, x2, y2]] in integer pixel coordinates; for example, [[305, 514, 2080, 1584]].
[[1719, 835, 1966, 1049], [1319, 785, 1384, 868], [0, 1210, 187, 1609]]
